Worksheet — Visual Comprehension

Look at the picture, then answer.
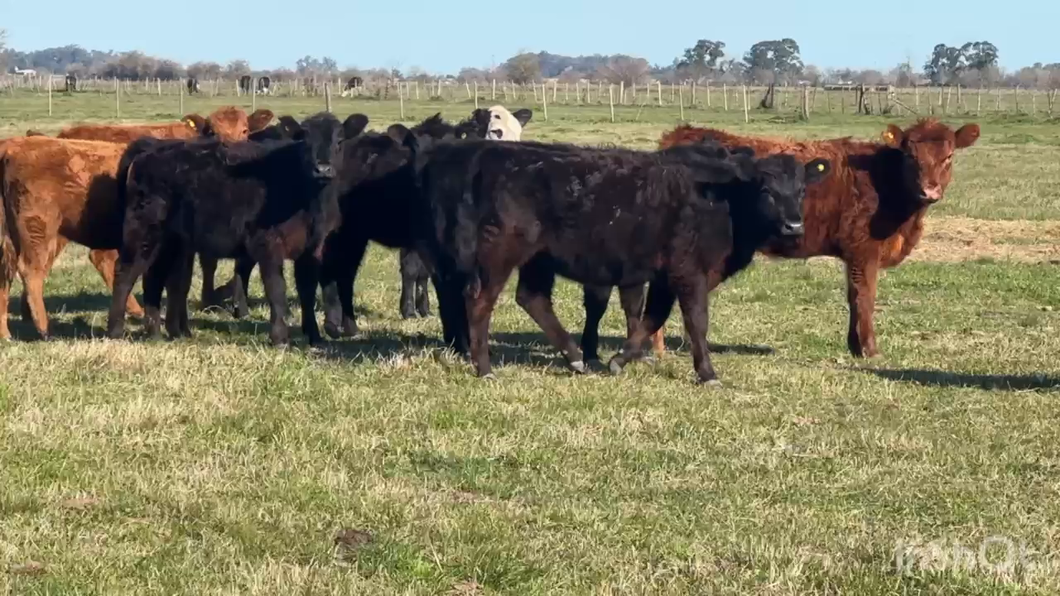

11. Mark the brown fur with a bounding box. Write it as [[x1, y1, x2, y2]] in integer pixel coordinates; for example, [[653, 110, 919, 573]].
[[57, 105, 265, 144], [0, 136, 142, 339], [656, 119, 980, 357]]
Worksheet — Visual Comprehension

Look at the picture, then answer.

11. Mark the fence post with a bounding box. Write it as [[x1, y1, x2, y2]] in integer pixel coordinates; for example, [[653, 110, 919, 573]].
[[723, 84, 728, 111], [542, 80, 548, 121], [115, 78, 120, 119], [1015, 86, 1020, 113], [706, 83, 711, 108], [608, 84, 615, 123], [474, 81, 479, 109], [399, 82, 405, 120], [691, 81, 696, 107], [179, 79, 184, 115], [742, 85, 749, 123], [492, 79, 496, 100], [801, 86, 809, 120], [324, 82, 331, 113], [976, 86, 982, 116], [48, 75, 53, 116], [679, 85, 684, 121], [657, 81, 662, 107]]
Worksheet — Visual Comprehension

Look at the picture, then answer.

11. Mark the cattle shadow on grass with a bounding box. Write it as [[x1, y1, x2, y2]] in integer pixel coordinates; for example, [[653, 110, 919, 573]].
[[314, 330, 573, 372], [864, 368, 1060, 391], [532, 331, 775, 357]]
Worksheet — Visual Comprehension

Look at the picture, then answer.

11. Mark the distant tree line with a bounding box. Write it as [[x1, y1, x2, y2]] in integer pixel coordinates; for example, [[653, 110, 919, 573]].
[[3, 36, 1060, 90]]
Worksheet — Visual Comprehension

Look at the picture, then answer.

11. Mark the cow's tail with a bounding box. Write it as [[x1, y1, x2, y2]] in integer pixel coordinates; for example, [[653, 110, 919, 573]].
[[0, 142, 18, 289]]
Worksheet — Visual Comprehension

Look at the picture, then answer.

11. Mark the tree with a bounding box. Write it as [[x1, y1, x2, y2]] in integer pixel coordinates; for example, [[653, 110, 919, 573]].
[[0, 29, 7, 71], [504, 52, 541, 84], [923, 44, 965, 85], [676, 39, 725, 81], [961, 41, 998, 72], [224, 59, 251, 77], [187, 61, 222, 79], [743, 38, 803, 84], [890, 61, 917, 87], [320, 56, 338, 74], [596, 56, 650, 85]]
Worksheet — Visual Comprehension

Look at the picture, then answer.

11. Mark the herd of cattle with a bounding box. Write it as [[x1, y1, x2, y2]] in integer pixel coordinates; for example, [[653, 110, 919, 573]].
[[0, 102, 978, 384]]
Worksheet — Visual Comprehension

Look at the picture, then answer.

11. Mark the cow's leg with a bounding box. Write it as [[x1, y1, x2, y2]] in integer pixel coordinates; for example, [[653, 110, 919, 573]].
[[293, 254, 323, 345], [514, 258, 586, 373], [432, 266, 470, 355], [399, 249, 417, 319], [0, 262, 11, 340], [415, 271, 431, 318], [198, 254, 222, 309], [673, 275, 718, 385], [231, 257, 256, 319], [257, 255, 290, 346], [845, 257, 880, 358], [608, 276, 676, 375], [466, 270, 511, 379], [164, 250, 195, 338], [141, 242, 182, 340], [580, 284, 612, 363], [89, 248, 144, 319], [18, 267, 48, 340], [618, 283, 659, 362], [323, 236, 367, 339], [108, 249, 152, 340]]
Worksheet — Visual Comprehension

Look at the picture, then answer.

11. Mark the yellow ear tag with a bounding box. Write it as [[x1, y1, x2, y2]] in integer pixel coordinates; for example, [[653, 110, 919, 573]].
[[817, 163, 825, 171], [186, 120, 196, 130], [884, 131, 893, 139]]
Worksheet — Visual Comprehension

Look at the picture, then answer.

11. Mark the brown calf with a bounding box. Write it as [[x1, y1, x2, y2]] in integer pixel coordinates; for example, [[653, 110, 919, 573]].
[[0, 137, 133, 338], [656, 118, 980, 357], [56, 107, 274, 144], [0, 108, 274, 339]]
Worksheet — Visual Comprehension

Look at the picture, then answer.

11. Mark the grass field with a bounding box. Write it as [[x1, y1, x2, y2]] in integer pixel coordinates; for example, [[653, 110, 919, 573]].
[[2, 92, 1060, 595]]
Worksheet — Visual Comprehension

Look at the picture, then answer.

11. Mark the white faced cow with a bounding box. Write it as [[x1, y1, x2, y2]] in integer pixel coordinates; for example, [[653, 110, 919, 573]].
[[485, 105, 533, 141]]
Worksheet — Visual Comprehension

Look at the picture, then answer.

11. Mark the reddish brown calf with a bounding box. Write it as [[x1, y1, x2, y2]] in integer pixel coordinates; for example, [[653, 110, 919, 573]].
[[656, 118, 980, 357]]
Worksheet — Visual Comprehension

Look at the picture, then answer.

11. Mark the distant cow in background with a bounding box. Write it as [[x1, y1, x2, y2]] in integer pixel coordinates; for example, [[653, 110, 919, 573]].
[[340, 76, 363, 97], [239, 75, 252, 95], [64, 73, 77, 92], [187, 77, 200, 94], [256, 76, 271, 95]]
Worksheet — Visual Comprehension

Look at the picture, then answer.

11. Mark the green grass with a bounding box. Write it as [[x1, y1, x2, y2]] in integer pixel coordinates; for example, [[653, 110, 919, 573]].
[[2, 95, 1060, 594]]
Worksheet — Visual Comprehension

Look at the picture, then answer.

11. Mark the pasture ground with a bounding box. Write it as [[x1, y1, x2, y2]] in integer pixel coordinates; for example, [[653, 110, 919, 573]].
[[2, 92, 1060, 595]]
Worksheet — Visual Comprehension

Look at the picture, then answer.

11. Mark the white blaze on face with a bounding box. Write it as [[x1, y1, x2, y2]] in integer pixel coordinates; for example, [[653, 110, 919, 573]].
[[486, 105, 532, 141]]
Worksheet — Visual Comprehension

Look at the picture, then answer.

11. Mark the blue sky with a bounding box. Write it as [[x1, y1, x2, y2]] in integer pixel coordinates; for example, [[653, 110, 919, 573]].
[[2, 0, 1056, 72]]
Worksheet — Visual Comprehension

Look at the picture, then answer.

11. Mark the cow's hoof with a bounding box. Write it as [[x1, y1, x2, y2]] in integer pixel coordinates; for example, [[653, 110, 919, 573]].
[[481, 373, 498, 382], [698, 378, 722, 388], [569, 360, 587, 374], [608, 359, 624, 376]]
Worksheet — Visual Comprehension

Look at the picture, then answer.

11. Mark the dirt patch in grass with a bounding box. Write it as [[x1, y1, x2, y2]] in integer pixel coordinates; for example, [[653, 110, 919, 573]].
[[910, 216, 1060, 263]]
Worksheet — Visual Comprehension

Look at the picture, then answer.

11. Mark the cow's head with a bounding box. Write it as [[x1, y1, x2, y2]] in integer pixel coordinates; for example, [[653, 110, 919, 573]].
[[683, 143, 830, 239], [336, 123, 419, 189], [750, 153, 831, 238], [485, 105, 532, 140], [882, 119, 980, 204], [247, 109, 275, 133], [285, 112, 367, 180], [199, 106, 251, 142]]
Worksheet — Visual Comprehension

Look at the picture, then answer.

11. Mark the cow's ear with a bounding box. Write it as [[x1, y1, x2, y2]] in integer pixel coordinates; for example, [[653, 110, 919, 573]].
[[182, 114, 206, 133], [342, 114, 369, 139], [512, 108, 533, 127], [882, 124, 903, 147], [387, 124, 417, 151], [278, 115, 301, 138], [804, 158, 831, 184], [954, 123, 980, 149], [247, 109, 274, 132]]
